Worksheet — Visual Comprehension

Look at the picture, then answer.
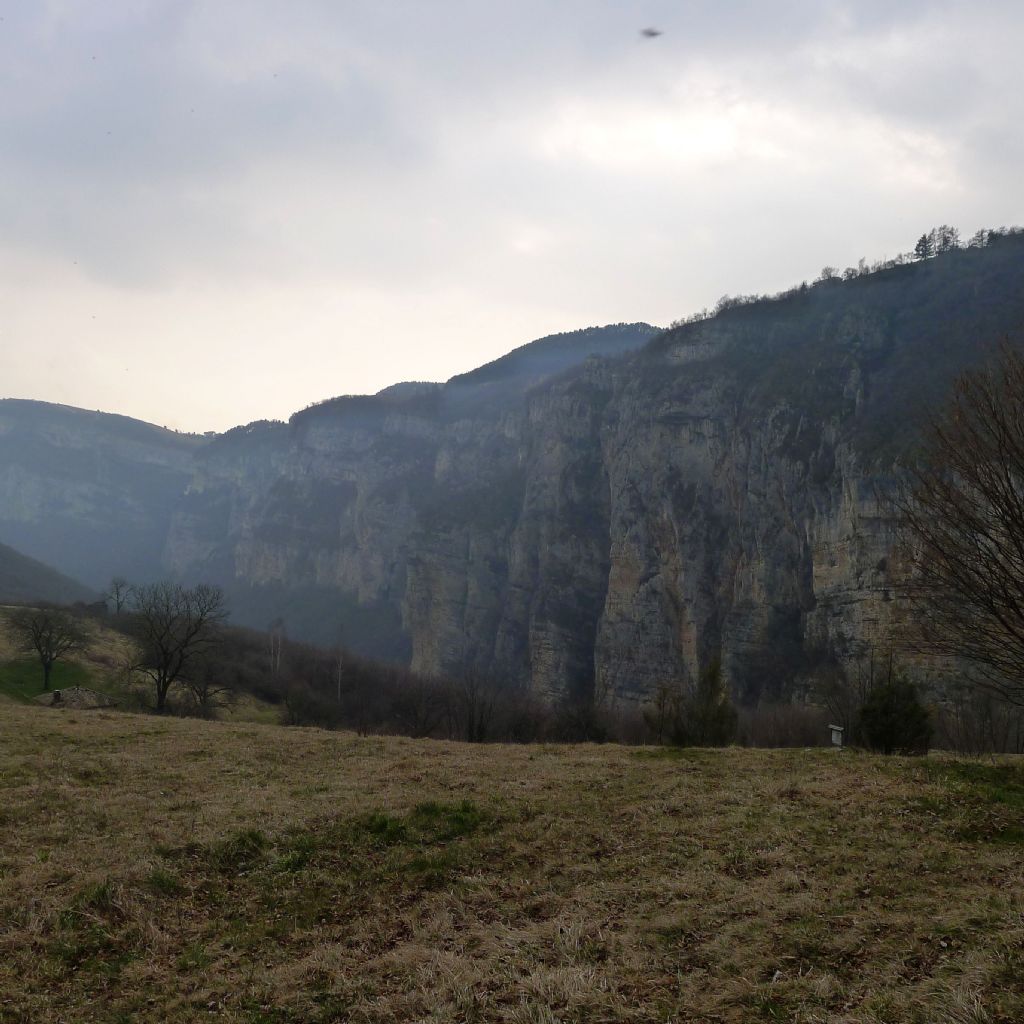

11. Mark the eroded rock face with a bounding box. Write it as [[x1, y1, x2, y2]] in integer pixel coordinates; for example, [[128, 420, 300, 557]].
[[3, 243, 1024, 705], [159, 296, 992, 703]]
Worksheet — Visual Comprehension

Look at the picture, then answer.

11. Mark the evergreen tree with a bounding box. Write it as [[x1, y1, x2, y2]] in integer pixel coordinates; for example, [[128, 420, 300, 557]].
[[859, 673, 932, 755], [914, 233, 935, 261], [935, 225, 960, 253]]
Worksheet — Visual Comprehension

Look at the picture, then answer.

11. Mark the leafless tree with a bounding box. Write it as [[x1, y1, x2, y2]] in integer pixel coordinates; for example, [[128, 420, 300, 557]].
[[268, 617, 286, 678], [643, 681, 684, 745], [5, 606, 90, 691], [128, 582, 227, 712], [391, 674, 445, 738], [448, 669, 496, 743], [182, 655, 236, 717], [934, 681, 1024, 756], [105, 577, 132, 615], [894, 342, 1024, 704], [811, 653, 877, 745]]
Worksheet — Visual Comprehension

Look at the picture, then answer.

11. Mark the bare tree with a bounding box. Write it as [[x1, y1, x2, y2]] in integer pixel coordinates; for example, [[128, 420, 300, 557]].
[[934, 682, 1024, 756], [333, 622, 345, 705], [182, 655, 236, 717], [129, 582, 228, 712], [5, 606, 89, 691], [643, 681, 684, 745], [448, 669, 496, 743], [895, 343, 1024, 704], [268, 617, 286, 678], [812, 652, 878, 745], [105, 577, 132, 615], [391, 674, 445, 738]]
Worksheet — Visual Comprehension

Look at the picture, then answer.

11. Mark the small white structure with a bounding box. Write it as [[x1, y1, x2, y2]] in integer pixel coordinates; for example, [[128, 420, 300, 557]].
[[829, 724, 845, 748]]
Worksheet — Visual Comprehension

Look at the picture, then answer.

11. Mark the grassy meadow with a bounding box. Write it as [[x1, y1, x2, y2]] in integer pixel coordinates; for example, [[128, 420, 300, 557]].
[[0, 703, 1022, 1023], [0, 610, 279, 724], [0, 611, 138, 709]]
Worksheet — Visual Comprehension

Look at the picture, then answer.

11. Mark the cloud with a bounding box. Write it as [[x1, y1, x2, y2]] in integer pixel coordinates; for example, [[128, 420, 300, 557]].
[[0, 1, 1021, 429]]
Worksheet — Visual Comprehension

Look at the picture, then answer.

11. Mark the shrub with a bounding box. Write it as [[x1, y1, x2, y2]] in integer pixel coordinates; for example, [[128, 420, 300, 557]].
[[644, 660, 738, 748], [687, 660, 738, 747], [859, 674, 932, 755]]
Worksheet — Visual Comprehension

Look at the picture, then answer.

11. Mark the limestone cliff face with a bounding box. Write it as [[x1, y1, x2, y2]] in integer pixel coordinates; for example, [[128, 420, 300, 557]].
[[4, 243, 1024, 705], [161, 252, 1019, 705], [163, 324, 661, 665]]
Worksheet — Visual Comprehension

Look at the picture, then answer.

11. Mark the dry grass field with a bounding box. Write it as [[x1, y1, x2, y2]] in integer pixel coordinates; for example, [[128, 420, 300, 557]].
[[0, 703, 1022, 1024]]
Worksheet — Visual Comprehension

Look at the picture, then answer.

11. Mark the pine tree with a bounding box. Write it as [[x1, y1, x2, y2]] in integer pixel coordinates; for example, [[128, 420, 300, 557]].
[[914, 233, 935, 261]]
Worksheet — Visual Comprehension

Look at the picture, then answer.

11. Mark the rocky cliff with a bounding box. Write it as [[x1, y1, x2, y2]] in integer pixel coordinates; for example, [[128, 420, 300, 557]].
[[4, 238, 1024, 706]]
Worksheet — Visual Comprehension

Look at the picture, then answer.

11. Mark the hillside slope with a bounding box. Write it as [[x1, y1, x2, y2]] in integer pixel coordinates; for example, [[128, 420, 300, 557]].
[[0, 540, 95, 605]]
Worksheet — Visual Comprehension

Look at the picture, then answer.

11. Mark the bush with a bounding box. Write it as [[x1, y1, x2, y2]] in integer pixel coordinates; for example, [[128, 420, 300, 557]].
[[736, 702, 829, 747], [859, 674, 932, 755], [687, 660, 738, 746], [644, 660, 737, 747]]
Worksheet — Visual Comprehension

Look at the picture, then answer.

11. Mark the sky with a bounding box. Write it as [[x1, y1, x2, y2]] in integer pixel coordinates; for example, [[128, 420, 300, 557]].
[[1, 1, 1022, 432]]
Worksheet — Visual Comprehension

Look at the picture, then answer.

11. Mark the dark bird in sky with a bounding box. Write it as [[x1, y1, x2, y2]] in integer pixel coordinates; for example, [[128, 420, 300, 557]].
[[641, 27, 663, 38]]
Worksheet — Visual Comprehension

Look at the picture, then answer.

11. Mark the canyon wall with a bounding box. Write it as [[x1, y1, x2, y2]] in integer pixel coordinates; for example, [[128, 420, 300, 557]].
[[3, 240, 1024, 704]]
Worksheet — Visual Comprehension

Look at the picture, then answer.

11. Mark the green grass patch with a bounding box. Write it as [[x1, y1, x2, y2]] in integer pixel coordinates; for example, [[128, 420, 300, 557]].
[[52, 879, 137, 975], [275, 833, 317, 872], [922, 761, 1024, 845], [403, 848, 464, 889], [209, 828, 268, 872], [0, 657, 94, 703], [59, 879, 121, 928], [354, 800, 485, 846], [357, 812, 409, 845], [147, 868, 184, 896], [410, 800, 484, 840], [176, 942, 212, 973]]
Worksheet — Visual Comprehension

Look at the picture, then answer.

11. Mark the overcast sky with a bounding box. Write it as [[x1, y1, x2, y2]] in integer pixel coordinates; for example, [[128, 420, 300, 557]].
[[1, 1, 1021, 432]]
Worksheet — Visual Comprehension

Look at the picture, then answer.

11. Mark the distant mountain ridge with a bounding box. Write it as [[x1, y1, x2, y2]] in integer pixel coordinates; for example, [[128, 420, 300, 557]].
[[0, 398, 205, 587], [0, 322, 660, 597], [447, 323, 661, 388]]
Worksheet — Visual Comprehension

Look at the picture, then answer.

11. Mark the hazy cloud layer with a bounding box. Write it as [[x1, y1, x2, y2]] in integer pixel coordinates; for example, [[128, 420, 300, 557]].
[[1, 1, 1021, 430]]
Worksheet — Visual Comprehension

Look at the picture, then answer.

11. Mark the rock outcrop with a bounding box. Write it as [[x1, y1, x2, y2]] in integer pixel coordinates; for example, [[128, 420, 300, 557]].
[[3, 239, 1024, 706]]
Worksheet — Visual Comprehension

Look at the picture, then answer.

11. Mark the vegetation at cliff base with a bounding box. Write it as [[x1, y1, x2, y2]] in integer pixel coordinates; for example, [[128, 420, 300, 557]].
[[1, 705, 1022, 1023]]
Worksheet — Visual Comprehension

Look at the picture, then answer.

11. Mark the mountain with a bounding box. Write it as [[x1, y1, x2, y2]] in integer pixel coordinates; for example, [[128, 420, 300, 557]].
[[0, 401, 205, 588], [2, 237, 1024, 705], [0, 540, 95, 606]]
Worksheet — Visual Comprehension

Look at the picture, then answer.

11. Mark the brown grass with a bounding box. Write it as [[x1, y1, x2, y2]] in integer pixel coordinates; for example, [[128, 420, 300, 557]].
[[0, 705, 1021, 1023]]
